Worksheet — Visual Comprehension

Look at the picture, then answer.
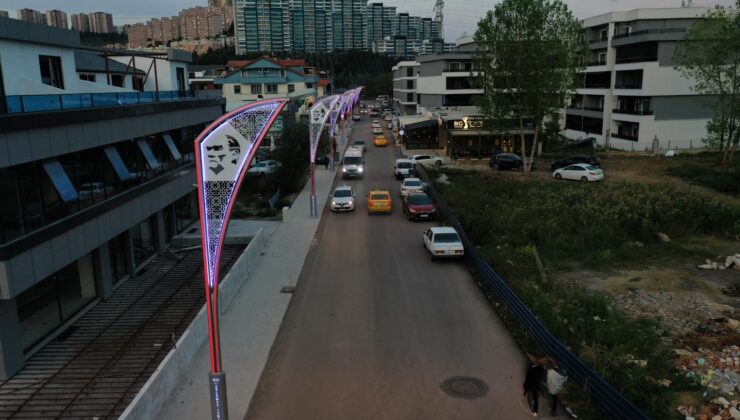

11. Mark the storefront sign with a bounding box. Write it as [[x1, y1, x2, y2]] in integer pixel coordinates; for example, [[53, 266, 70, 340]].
[[449, 117, 483, 130]]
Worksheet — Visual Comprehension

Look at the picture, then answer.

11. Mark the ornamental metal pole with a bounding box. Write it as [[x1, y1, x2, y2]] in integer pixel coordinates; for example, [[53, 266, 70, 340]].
[[193, 99, 287, 420], [309, 95, 339, 217]]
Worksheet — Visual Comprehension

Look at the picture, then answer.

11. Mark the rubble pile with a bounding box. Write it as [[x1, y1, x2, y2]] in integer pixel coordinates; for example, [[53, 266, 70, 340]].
[[698, 254, 740, 271], [613, 290, 735, 338], [675, 346, 740, 395]]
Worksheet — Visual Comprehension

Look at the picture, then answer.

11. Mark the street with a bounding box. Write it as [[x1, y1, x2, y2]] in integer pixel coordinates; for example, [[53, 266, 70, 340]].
[[245, 111, 541, 420]]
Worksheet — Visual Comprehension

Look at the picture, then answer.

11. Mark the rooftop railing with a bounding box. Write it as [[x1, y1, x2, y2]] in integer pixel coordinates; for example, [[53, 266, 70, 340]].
[[3, 90, 195, 114], [612, 28, 686, 39]]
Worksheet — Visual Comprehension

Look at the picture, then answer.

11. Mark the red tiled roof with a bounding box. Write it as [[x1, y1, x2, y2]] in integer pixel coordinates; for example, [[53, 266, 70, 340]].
[[278, 59, 306, 67], [318, 79, 329, 86], [226, 58, 306, 70], [226, 59, 251, 69]]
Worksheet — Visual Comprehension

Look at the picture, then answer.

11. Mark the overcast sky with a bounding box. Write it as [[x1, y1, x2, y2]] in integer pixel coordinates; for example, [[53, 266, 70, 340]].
[[2, 0, 735, 41]]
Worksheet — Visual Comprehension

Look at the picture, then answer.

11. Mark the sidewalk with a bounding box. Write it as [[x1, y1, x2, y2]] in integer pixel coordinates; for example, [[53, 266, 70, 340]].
[[155, 166, 337, 420]]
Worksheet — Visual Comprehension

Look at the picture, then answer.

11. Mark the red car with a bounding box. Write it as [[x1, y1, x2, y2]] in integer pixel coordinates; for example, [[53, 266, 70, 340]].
[[402, 192, 436, 221]]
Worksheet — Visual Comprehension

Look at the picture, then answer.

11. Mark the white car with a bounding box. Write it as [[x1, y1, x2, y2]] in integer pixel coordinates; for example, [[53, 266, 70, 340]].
[[408, 154, 445, 167], [330, 185, 356, 212], [552, 163, 604, 182], [423, 227, 465, 259], [372, 119, 380, 125], [372, 126, 383, 134], [371, 121, 382, 128], [400, 177, 424, 197], [352, 114, 360, 121], [248, 159, 281, 174]]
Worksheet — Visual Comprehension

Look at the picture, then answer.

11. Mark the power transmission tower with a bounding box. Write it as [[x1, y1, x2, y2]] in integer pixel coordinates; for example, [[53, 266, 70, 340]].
[[434, 0, 444, 41]]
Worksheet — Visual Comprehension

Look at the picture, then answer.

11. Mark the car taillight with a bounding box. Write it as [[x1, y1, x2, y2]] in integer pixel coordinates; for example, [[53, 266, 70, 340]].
[[589, 172, 597, 176]]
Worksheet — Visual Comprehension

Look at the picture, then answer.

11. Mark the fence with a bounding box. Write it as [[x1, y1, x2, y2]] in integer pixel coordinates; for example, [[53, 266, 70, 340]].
[[4, 90, 196, 114], [416, 165, 650, 420]]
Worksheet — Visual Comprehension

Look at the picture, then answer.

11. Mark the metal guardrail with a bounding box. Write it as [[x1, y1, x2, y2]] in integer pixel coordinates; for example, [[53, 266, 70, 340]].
[[416, 165, 650, 420]]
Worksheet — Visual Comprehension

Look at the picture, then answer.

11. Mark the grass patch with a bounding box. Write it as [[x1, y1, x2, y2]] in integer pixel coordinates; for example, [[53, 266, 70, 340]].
[[428, 168, 738, 418], [666, 160, 740, 195]]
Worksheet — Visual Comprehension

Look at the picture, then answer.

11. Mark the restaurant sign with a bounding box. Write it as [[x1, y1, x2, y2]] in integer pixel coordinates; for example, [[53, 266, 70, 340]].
[[449, 117, 484, 130]]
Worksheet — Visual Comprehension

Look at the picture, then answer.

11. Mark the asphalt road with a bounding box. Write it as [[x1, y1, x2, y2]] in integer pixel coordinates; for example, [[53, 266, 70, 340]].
[[245, 112, 544, 420]]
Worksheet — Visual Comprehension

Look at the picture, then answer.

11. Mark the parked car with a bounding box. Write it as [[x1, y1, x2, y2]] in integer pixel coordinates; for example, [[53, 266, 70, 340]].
[[372, 126, 383, 134], [352, 114, 361, 121], [372, 119, 381, 126], [394, 158, 415, 179], [550, 155, 601, 171], [400, 177, 424, 197], [423, 227, 464, 259], [489, 153, 535, 171], [248, 159, 281, 174], [552, 163, 604, 182], [374, 135, 388, 147], [407, 154, 444, 167], [330, 185, 356, 212], [367, 189, 392, 214], [352, 140, 367, 153], [402, 192, 436, 220]]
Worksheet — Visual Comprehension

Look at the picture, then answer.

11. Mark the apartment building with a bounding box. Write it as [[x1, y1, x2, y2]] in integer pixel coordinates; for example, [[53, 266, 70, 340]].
[[90, 12, 114, 34], [0, 17, 224, 379], [0, 12, 9, 19], [44, 10, 68, 29], [220, 57, 327, 110], [565, 7, 712, 150], [391, 60, 419, 115], [16, 8, 44, 25], [71, 13, 90, 32]]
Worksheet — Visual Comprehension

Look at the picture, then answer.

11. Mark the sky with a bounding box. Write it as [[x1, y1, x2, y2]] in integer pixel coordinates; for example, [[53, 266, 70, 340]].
[[2, 0, 735, 41]]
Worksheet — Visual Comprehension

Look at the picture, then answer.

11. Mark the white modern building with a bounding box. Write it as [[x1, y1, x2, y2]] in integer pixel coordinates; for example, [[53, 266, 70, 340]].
[[391, 60, 419, 115], [565, 7, 713, 151]]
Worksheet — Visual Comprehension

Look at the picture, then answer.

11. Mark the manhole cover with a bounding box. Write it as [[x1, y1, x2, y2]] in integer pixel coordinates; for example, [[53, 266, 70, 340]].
[[440, 376, 489, 399]]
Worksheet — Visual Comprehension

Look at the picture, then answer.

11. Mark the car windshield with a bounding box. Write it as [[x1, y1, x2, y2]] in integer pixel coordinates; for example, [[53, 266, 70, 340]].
[[585, 165, 598, 170], [408, 195, 431, 205], [370, 194, 388, 200], [397, 162, 412, 169], [434, 233, 460, 243], [354, 141, 364, 145], [404, 180, 422, 187], [334, 189, 352, 198], [254, 162, 266, 167], [344, 157, 362, 165]]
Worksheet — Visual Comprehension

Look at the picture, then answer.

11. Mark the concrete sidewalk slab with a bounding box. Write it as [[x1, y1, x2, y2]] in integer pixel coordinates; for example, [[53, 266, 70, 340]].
[[154, 166, 338, 420]]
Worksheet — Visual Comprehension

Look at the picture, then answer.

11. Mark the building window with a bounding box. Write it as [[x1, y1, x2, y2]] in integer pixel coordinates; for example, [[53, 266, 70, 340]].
[[406, 67, 413, 77], [447, 62, 461, 72], [446, 77, 474, 90], [288, 84, 295, 93], [133, 76, 144, 92], [250, 84, 262, 94], [131, 217, 155, 267], [266, 84, 278, 94], [234, 85, 241, 94], [280, 69, 286, 77], [417, 94, 421, 105], [406, 80, 413, 89], [110, 74, 124, 87], [406, 93, 413, 102], [39, 55, 64, 89], [108, 232, 129, 284], [306, 83, 313, 89], [79, 73, 96, 82]]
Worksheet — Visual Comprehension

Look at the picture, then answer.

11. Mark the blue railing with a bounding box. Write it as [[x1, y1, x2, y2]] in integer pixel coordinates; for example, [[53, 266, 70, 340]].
[[4, 90, 195, 114], [416, 165, 650, 420]]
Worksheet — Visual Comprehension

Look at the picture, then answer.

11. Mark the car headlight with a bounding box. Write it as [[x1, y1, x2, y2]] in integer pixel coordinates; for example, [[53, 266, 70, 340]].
[[331, 201, 337, 205], [342, 167, 347, 172], [358, 167, 364, 173]]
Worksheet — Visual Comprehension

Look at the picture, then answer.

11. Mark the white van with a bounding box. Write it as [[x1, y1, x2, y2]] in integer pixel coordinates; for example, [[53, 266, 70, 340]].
[[342, 148, 365, 178]]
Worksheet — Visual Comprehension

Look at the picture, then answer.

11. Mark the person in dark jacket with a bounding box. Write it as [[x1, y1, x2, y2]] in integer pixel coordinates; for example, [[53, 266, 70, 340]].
[[523, 355, 546, 417]]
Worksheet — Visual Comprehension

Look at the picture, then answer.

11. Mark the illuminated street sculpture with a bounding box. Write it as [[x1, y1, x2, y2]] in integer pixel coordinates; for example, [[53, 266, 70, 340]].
[[194, 98, 287, 420], [308, 95, 339, 217]]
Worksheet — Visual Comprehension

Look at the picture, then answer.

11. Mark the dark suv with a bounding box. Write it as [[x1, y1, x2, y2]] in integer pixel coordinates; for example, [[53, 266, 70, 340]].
[[550, 155, 601, 171], [489, 153, 534, 171]]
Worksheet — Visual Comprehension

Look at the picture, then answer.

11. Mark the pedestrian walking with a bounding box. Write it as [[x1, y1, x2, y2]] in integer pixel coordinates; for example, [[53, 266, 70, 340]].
[[523, 354, 546, 417], [324, 155, 329, 170], [546, 358, 567, 416]]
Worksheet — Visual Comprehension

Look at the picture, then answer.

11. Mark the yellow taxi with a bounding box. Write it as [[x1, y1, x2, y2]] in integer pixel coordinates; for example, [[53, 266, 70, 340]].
[[374, 135, 388, 147], [367, 189, 392, 214]]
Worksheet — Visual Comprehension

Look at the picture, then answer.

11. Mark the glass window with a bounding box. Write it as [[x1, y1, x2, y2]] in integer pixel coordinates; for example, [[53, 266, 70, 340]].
[[408, 194, 431, 205], [108, 232, 129, 284], [250, 84, 262, 94], [288, 84, 294, 93], [59, 253, 97, 320], [175, 191, 198, 233], [110, 74, 124, 87], [79, 73, 96, 82], [39, 55, 64, 89], [333, 189, 352, 198], [404, 180, 422, 187], [266, 84, 278, 94], [434, 233, 460, 243], [234, 85, 241, 94], [131, 218, 155, 267], [0, 169, 23, 243]]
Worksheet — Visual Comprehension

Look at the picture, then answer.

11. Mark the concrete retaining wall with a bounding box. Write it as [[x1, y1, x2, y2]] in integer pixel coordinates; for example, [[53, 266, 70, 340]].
[[118, 229, 265, 420]]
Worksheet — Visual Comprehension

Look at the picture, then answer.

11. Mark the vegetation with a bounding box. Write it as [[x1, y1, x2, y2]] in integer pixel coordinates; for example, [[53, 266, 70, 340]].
[[79, 31, 128, 47], [667, 159, 740, 195], [673, 1, 740, 163], [429, 168, 740, 418], [192, 49, 394, 97], [473, 0, 587, 174]]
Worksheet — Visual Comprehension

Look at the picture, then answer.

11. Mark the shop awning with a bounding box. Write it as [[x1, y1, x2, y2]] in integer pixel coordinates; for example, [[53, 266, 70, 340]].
[[403, 119, 438, 131], [448, 129, 491, 136]]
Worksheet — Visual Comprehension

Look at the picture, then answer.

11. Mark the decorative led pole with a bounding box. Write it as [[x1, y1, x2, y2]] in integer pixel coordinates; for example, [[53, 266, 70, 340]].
[[328, 96, 348, 171], [193, 99, 287, 420], [309, 95, 339, 217]]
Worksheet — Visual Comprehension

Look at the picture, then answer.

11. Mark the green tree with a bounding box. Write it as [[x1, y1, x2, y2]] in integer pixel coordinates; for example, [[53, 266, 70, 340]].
[[272, 120, 310, 194], [473, 0, 587, 174], [673, 1, 740, 163]]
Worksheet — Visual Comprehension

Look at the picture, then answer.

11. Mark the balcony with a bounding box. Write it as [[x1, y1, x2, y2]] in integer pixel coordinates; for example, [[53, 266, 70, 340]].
[[587, 59, 607, 67], [612, 28, 686, 39], [568, 106, 604, 112], [3, 90, 195, 115], [613, 108, 653, 116]]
